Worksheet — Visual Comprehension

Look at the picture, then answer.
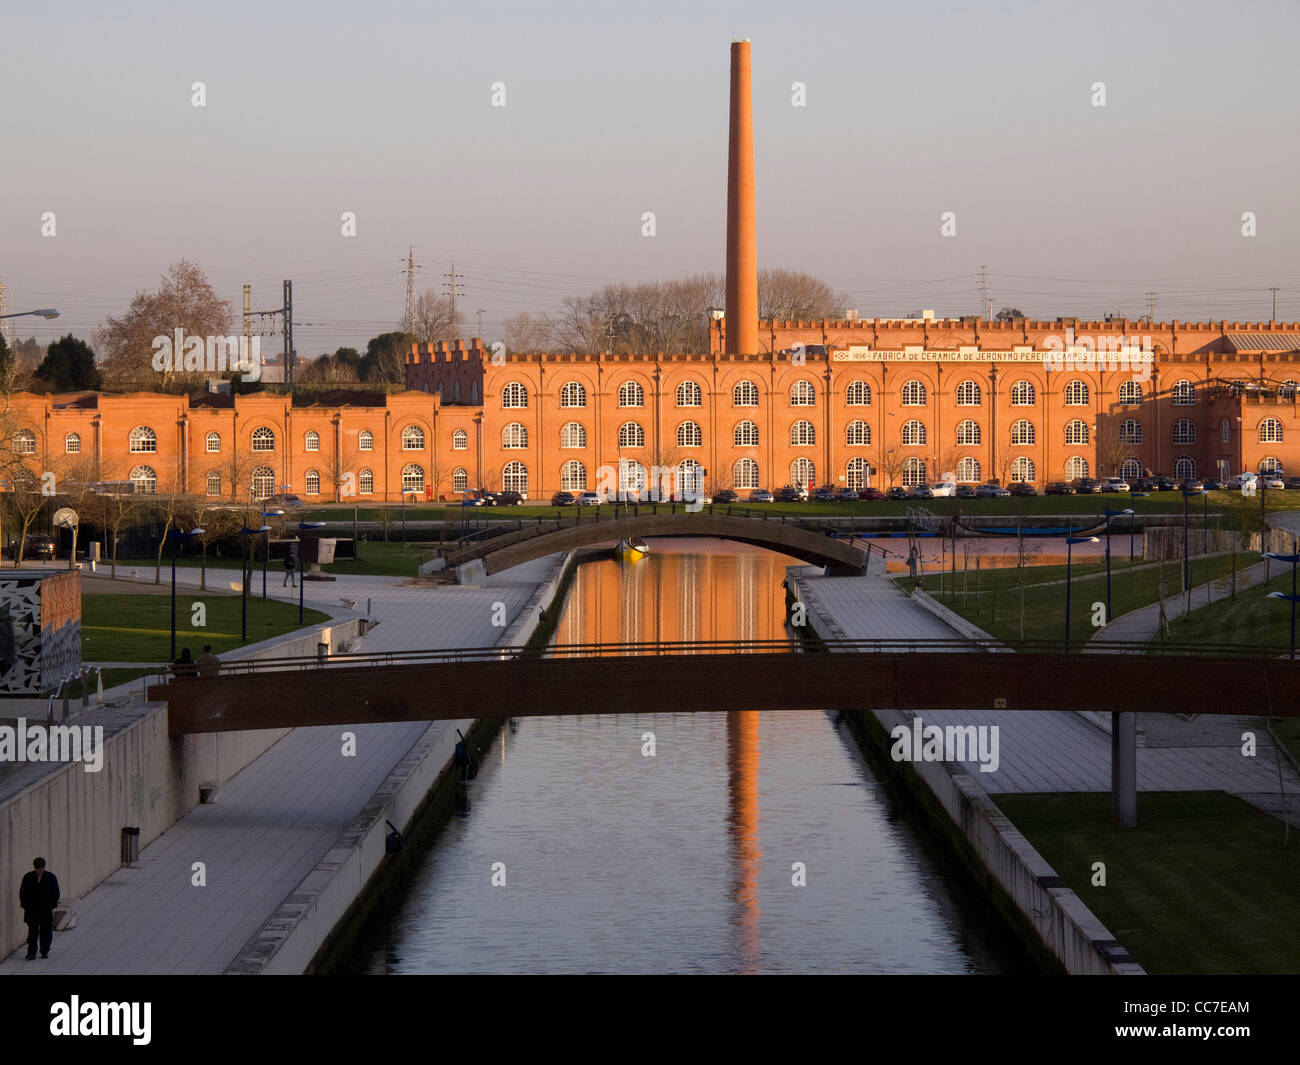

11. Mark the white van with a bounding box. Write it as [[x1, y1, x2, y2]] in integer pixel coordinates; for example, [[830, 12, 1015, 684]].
[[929, 482, 957, 498], [1226, 472, 1257, 490]]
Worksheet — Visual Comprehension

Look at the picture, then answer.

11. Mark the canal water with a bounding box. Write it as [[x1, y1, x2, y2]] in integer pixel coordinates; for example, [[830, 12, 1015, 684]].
[[356, 538, 1031, 974]]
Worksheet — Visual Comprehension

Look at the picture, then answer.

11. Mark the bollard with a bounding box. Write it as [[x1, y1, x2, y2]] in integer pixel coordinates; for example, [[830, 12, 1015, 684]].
[[317, 641, 329, 664], [121, 826, 141, 866]]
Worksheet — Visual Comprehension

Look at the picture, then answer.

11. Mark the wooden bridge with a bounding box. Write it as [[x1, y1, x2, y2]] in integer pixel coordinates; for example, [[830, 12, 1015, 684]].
[[443, 506, 880, 577]]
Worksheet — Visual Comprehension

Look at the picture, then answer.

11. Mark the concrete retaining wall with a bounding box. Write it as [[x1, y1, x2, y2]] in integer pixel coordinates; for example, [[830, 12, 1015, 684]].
[[0, 616, 362, 959]]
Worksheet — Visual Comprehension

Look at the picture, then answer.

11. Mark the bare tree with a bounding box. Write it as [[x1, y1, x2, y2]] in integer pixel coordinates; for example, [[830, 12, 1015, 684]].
[[757, 269, 846, 321], [408, 291, 461, 346], [502, 312, 554, 354], [877, 445, 905, 488]]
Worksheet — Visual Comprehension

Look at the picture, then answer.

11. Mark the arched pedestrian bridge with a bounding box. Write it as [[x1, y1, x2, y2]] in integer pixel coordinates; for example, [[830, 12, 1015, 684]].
[[444, 506, 879, 578]]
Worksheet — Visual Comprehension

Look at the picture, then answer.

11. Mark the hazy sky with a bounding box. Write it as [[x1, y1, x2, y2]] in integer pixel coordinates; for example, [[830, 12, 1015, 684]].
[[2, 0, 1297, 356]]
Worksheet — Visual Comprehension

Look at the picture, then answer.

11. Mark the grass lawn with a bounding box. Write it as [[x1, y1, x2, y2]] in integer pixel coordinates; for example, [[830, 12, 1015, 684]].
[[1157, 563, 1300, 652], [995, 792, 1300, 974], [110, 539, 440, 579], [81, 593, 330, 663], [907, 550, 1260, 645]]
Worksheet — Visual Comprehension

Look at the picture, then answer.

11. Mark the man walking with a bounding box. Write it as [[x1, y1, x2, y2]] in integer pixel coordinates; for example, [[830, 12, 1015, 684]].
[[19, 857, 60, 960], [283, 545, 298, 588]]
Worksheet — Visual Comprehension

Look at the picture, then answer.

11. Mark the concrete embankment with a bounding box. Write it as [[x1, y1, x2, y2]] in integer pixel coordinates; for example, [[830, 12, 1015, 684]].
[[786, 574, 1143, 976], [0, 615, 364, 961]]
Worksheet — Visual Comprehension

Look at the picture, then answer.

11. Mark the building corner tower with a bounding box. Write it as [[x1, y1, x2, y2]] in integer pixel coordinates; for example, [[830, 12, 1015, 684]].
[[725, 39, 758, 356]]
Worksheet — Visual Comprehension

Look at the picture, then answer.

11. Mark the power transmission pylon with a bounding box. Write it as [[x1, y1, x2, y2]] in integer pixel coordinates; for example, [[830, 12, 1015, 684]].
[[0, 278, 11, 348], [978, 265, 990, 322], [1145, 291, 1156, 323], [1269, 286, 1280, 322], [476, 307, 486, 341], [403, 247, 420, 334], [443, 262, 465, 333]]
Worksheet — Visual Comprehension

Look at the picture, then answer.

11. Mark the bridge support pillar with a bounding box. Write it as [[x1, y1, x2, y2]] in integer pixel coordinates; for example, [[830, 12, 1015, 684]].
[[1110, 711, 1138, 827]]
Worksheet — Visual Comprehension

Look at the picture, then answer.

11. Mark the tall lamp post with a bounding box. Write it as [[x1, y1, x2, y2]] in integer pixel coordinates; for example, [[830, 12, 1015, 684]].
[[0, 309, 59, 321], [297, 521, 326, 623], [1127, 490, 1149, 560], [1064, 535, 1100, 652], [1104, 508, 1134, 623], [1264, 551, 1300, 659], [240, 524, 271, 641], [168, 527, 204, 661], [260, 508, 284, 600]]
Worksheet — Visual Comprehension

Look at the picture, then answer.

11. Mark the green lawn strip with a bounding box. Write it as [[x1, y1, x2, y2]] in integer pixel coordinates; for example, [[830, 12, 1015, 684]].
[[81, 594, 330, 662], [1153, 564, 1300, 656], [915, 551, 1260, 646], [908, 557, 1148, 593], [107, 540, 440, 579], [995, 792, 1300, 974]]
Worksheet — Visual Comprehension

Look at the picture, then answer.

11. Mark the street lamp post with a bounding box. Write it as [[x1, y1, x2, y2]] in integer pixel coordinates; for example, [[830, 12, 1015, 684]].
[[1128, 490, 1149, 560], [297, 521, 325, 623], [240, 524, 271, 641], [1181, 488, 1192, 591], [260, 509, 284, 600], [1064, 535, 1100, 652], [0, 309, 59, 320], [168, 527, 204, 661], [1104, 508, 1134, 623], [1264, 551, 1300, 659]]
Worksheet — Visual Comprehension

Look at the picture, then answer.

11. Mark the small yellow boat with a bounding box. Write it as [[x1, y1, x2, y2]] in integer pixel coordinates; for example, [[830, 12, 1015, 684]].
[[615, 537, 649, 562]]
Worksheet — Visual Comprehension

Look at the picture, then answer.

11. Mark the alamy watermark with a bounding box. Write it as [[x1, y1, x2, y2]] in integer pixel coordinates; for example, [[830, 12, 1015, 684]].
[[0, 719, 105, 773], [150, 328, 262, 381], [1042, 328, 1154, 381], [890, 715, 1000, 773]]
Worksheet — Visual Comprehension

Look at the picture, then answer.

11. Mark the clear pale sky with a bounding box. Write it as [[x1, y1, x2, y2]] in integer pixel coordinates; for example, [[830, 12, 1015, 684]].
[[1, 0, 1297, 355]]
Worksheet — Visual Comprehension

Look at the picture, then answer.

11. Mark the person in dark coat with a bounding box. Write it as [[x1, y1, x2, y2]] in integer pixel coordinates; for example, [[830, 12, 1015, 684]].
[[172, 647, 197, 679], [283, 546, 298, 588], [19, 857, 60, 960]]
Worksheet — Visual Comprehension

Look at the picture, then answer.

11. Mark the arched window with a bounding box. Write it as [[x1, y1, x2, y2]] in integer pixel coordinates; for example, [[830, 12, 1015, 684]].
[[305, 470, 321, 495], [502, 461, 528, 496], [957, 457, 981, 483], [205, 431, 221, 453], [1260, 418, 1283, 443], [1260, 457, 1284, 475], [358, 430, 374, 451], [733, 381, 759, 407], [560, 460, 587, 491], [304, 430, 320, 452], [1064, 380, 1089, 406], [1065, 419, 1090, 445], [1118, 381, 1143, 405], [65, 432, 80, 454], [205, 471, 221, 496], [1012, 457, 1036, 483], [501, 382, 528, 408], [901, 420, 926, 445], [1010, 420, 1035, 445], [1065, 456, 1089, 480], [402, 425, 425, 450], [1173, 456, 1196, 480], [955, 420, 980, 446], [902, 457, 927, 487], [677, 421, 702, 447], [126, 465, 156, 493], [618, 381, 644, 407], [502, 423, 528, 449], [678, 459, 704, 498], [733, 458, 759, 490], [619, 460, 647, 499], [1119, 419, 1143, 444], [129, 426, 157, 453], [790, 420, 816, 446], [358, 469, 374, 495], [1171, 419, 1196, 445], [560, 422, 587, 449], [452, 468, 468, 493], [1172, 380, 1195, 406], [251, 427, 274, 452], [618, 422, 644, 448], [900, 380, 927, 406], [845, 380, 871, 406], [401, 464, 425, 494], [734, 421, 759, 447], [1010, 380, 1036, 405], [845, 420, 871, 446], [790, 457, 815, 487], [452, 429, 468, 450], [955, 380, 981, 406], [1221, 418, 1231, 443], [1120, 459, 1142, 482], [790, 380, 816, 406], [560, 381, 586, 408], [676, 380, 703, 407], [250, 466, 274, 499], [846, 457, 868, 490]]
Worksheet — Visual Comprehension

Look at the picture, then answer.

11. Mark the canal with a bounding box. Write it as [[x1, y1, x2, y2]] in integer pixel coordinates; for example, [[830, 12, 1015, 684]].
[[352, 539, 1033, 974]]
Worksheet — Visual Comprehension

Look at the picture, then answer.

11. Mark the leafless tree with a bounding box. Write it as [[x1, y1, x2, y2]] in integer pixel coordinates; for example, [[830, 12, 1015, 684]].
[[408, 291, 462, 346], [757, 269, 846, 321], [502, 312, 554, 354]]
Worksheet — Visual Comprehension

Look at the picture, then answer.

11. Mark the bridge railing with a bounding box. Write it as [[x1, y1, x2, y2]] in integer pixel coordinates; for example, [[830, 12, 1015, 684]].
[[146, 635, 1299, 686]]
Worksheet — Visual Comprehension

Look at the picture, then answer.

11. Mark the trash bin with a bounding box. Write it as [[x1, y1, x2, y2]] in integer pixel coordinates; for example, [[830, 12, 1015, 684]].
[[121, 826, 141, 866]]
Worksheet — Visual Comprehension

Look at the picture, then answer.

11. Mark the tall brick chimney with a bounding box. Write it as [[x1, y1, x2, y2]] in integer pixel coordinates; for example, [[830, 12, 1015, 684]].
[[725, 39, 758, 355]]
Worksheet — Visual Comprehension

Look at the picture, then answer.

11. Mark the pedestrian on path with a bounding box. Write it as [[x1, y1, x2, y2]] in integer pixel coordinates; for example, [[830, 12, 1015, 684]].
[[283, 547, 298, 588], [196, 644, 220, 678], [907, 545, 919, 584], [172, 647, 197, 678], [19, 857, 60, 960]]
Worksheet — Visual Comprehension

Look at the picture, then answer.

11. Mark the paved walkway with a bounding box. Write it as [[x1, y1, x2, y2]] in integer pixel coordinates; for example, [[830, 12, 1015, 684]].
[[792, 573, 1300, 802], [1, 554, 565, 975]]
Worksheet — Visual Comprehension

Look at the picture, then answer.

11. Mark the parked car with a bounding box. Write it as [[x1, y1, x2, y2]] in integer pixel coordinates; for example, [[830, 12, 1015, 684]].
[[713, 489, 739, 504], [1226, 473, 1257, 491], [912, 486, 934, 499], [23, 534, 55, 561], [1072, 478, 1102, 494], [550, 491, 575, 506], [813, 486, 838, 503], [857, 487, 885, 501], [1101, 477, 1130, 493], [955, 484, 979, 499], [838, 488, 859, 502], [267, 494, 304, 509], [578, 491, 602, 506], [1180, 479, 1204, 494], [470, 490, 500, 506], [1131, 476, 1157, 492], [1201, 479, 1225, 491], [929, 482, 957, 498], [1285, 477, 1300, 491], [1259, 474, 1285, 490], [775, 486, 801, 502], [1153, 476, 1177, 491], [1008, 482, 1037, 497], [496, 491, 525, 506], [975, 483, 1010, 498], [1045, 481, 1076, 495], [748, 489, 775, 503], [886, 486, 912, 501]]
